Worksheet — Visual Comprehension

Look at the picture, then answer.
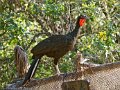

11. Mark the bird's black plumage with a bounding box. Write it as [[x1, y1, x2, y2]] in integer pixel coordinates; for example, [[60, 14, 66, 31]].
[[22, 15, 87, 85]]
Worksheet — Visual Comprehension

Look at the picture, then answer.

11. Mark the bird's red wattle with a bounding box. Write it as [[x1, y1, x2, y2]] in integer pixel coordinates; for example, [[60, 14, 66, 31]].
[[79, 19, 86, 26]]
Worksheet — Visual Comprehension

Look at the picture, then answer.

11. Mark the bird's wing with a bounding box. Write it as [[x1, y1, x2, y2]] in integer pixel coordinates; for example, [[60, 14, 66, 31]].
[[31, 35, 69, 55]]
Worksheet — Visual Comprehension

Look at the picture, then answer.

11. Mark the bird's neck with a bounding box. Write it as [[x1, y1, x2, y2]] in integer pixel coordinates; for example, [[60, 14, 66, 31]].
[[67, 24, 80, 39]]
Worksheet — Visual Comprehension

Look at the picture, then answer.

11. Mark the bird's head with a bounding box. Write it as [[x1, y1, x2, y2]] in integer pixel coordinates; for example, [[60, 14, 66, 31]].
[[76, 15, 87, 27]]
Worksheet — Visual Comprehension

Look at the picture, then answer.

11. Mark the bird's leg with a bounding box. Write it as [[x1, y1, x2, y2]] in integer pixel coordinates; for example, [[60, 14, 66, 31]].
[[54, 59, 60, 75], [55, 64, 60, 75]]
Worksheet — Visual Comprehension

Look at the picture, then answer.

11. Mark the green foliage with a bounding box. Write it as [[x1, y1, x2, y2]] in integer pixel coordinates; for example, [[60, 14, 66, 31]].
[[0, 0, 119, 89]]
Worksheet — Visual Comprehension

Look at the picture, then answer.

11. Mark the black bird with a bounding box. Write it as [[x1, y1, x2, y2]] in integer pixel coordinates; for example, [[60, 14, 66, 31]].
[[22, 15, 87, 85]]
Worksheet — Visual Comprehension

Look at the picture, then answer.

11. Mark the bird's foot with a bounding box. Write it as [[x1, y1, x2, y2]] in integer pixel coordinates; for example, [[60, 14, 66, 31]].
[[54, 64, 61, 75], [56, 72, 61, 76]]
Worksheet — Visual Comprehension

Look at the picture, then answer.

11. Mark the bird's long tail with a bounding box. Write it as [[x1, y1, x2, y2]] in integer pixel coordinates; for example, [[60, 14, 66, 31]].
[[22, 57, 40, 85]]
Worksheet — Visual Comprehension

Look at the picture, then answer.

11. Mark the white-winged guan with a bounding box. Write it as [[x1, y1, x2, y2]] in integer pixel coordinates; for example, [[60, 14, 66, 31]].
[[22, 15, 87, 85]]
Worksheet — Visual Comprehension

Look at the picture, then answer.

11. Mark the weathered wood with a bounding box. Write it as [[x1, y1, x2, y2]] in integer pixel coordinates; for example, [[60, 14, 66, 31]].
[[62, 80, 90, 90], [14, 45, 30, 78], [6, 62, 120, 90]]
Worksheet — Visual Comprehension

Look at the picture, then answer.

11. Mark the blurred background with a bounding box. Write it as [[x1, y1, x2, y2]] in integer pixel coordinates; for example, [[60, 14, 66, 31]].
[[0, 0, 119, 89]]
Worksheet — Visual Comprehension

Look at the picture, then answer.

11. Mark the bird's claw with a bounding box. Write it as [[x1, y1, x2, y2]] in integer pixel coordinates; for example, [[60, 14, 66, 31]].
[[56, 72, 61, 76]]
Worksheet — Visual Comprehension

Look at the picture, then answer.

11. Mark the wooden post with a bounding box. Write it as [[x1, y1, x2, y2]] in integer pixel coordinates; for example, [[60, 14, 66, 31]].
[[62, 80, 90, 90]]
